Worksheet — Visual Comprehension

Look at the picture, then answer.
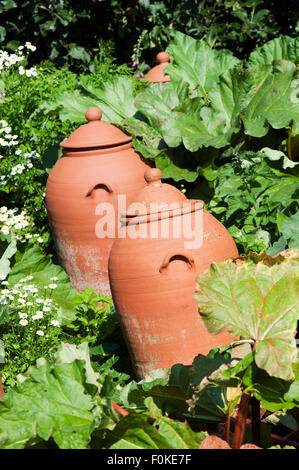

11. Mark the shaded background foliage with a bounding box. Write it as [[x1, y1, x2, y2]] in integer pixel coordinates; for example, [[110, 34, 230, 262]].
[[0, 0, 298, 72]]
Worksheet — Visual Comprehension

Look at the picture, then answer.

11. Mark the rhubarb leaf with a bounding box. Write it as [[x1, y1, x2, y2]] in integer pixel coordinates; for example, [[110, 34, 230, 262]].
[[195, 250, 299, 381], [165, 31, 240, 94], [248, 36, 299, 66]]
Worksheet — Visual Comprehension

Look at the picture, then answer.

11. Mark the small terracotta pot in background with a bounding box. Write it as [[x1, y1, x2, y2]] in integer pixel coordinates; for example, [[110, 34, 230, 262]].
[[45, 107, 150, 296], [145, 52, 171, 83], [109, 169, 238, 379]]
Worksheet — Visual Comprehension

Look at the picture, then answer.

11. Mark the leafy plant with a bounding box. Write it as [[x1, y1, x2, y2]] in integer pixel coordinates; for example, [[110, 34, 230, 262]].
[[206, 148, 299, 254], [1, 0, 296, 71], [193, 249, 299, 447], [64, 287, 118, 346], [0, 342, 116, 449]]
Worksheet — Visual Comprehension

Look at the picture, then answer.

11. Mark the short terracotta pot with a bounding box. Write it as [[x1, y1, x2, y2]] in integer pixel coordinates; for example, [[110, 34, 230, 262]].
[[145, 52, 171, 83], [45, 107, 150, 296], [109, 169, 238, 379]]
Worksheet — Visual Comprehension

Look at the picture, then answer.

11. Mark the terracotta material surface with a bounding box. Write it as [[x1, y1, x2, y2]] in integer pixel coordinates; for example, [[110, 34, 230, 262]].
[[145, 52, 171, 83], [45, 107, 150, 296], [199, 435, 231, 449], [109, 169, 238, 379]]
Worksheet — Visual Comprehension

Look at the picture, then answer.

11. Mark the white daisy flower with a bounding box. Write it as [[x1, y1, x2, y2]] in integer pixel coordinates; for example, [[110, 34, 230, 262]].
[[19, 319, 28, 326], [51, 320, 59, 327], [35, 312, 43, 319], [1, 225, 9, 235], [19, 292, 28, 298], [18, 312, 28, 318], [48, 284, 57, 289], [36, 330, 44, 336]]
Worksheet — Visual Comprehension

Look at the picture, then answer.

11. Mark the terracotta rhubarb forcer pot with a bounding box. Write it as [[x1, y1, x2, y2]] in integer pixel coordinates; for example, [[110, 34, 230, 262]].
[[145, 52, 171, 83], [109, 168, 238, 379], [45, 107, 150, 296]]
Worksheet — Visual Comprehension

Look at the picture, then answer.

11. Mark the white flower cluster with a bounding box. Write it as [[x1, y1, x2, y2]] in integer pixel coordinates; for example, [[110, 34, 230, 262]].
[[18, 66, 37, 77], [0, 43, 37, 77], [0, 139, 40, 185], [20, 42, 37, 53], [0, 206, 43, 243], [0, 50, 24, 73], [0, 275, 60, 336], [0, 120, 18, 148]]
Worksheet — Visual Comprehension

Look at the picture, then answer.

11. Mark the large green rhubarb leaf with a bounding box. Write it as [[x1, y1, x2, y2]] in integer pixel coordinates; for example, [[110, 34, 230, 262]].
[[165, 31, 240, 94], [248, 36, 299, 66], [161, 98, 235, 152], [0, 359, 98, 448], [80, 76, 138, 124], [134, 81, 190, 130], [55, 90, 96, 123], [195, 250, 299, 381], [242, 60, 299, 136]]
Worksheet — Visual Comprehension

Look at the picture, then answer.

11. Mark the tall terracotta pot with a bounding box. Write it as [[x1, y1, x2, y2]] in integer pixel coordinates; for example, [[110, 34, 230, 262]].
[[145, 52, 171, 83], [45, 107, 150, 296], [109, 169, 238, 379]]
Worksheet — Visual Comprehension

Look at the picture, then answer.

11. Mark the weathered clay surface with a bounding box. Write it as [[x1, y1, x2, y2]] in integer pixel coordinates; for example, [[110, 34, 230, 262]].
[[199, 435, 231, 449], [109, 169, 238, 379], [46, 107, 150, 296], [240, 443, 262, 449]]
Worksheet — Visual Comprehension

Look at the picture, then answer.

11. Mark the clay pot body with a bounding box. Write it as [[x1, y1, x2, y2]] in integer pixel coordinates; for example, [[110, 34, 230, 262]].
[[109, 169, 238, 379], [145, 52, 171, 83], [45, 108, 149, 296]]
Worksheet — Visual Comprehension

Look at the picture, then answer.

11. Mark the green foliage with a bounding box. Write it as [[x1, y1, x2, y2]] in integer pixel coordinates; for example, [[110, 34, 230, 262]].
[[103, 397, 207, 449], [207, 148, 299, 253], [64, 287, 118, 346], [195, 250, 299, 381], [0, 0, 296, 71], [8, 243, 77, 325], [0, 343, 105, 449]]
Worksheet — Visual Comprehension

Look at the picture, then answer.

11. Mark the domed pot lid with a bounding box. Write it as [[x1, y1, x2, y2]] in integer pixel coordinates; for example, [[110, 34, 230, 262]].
[[145, 52, 171, 83], [60, 107, 132, 149], [122, 168, 203, 224]]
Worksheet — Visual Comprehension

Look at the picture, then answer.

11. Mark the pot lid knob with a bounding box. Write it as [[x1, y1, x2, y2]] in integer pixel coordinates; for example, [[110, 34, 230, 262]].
[[144, 168, 163, 186], [60, 106, 132, 149], [85, 107, 103, 121], [157, 52, 170, 64]]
